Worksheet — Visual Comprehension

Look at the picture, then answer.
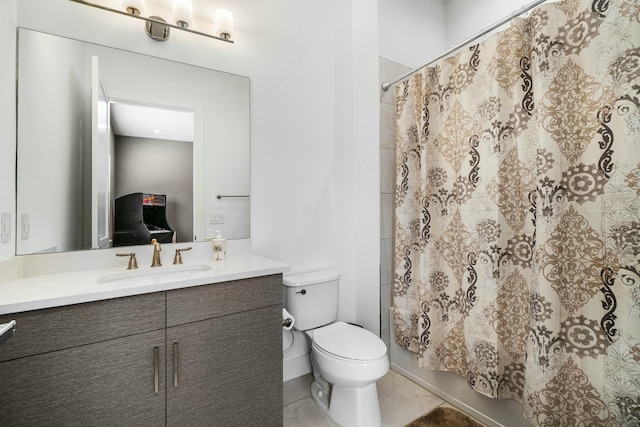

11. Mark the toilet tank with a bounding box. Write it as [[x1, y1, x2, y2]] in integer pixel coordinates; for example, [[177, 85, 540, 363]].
[[283, 270, 340, 331]]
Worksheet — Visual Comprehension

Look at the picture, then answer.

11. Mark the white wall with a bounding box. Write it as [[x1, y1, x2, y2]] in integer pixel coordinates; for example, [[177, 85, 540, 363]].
[[378, 0, 446, 68], [7, 0, 381, 332], [378, 0, 535, 75], [444, 0, 532, 46], [346, 0, 381, 332], [248, 0, 381, 332], [16, 30, 86, 254], [0, 0, 16, 262]]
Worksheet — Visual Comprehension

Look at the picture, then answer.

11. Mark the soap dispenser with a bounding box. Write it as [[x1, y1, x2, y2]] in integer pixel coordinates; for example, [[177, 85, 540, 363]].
[[211, 230, 226, 260]]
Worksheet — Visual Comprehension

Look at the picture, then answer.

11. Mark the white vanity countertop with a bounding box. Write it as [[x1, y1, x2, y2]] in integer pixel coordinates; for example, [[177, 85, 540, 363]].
[[0, 254, 290, 315]]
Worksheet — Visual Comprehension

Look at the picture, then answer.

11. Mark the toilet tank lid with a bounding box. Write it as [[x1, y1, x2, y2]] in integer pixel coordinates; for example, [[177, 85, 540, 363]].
[[283, 270, 340, 287]]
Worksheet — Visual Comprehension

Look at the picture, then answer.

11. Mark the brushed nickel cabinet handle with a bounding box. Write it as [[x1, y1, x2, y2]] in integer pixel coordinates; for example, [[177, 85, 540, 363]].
[[173, 342, 179, 388], [154, 346, 159, 394]]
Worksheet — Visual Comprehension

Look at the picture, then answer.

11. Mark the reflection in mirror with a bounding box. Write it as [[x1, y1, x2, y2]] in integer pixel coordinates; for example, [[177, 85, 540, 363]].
[[110, 102, 194, 248], [16, 29, 250, 255]]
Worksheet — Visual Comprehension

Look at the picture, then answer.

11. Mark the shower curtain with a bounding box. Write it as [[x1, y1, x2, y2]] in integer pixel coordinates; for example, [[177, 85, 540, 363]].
[[393, 0, 639, 425]]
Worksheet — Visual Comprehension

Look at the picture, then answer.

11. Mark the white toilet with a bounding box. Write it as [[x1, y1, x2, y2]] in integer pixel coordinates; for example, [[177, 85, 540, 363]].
[[283, 270, 389, 427]]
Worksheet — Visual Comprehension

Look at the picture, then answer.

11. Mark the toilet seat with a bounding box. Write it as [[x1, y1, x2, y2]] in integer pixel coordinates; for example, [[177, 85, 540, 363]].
[[311, 321, 387, 361]]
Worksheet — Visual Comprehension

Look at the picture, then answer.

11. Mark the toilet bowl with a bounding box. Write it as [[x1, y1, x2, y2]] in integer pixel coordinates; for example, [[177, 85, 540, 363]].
[[307, 321, 389, 427], [307, 321, 388, 387], [283, 270, 389, 427]]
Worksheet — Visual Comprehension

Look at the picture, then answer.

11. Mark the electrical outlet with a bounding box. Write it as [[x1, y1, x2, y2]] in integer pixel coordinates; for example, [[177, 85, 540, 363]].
[[209, 213, 225, 224], [0, 213, 10, 243]]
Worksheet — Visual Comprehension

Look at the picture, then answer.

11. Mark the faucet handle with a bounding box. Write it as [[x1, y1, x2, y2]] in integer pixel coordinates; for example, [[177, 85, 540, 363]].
[[173, 247, 192, 265], [116, 252, 138, 270]]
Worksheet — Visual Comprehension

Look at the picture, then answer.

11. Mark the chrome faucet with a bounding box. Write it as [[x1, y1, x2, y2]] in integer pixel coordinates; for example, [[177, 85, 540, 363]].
[[151, 238, 162, 267]]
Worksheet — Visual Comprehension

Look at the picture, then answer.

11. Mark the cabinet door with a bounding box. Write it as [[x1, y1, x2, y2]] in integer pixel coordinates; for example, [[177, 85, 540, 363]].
[[0, 330, 165, 427], [166, 305, 282, 426]]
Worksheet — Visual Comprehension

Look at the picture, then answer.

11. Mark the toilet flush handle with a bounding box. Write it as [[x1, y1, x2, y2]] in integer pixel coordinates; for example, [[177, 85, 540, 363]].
[[296, 289, 306, 295]]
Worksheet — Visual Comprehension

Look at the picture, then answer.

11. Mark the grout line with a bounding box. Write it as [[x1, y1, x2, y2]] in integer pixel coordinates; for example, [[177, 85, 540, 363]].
[[283, 394, 311, 408]]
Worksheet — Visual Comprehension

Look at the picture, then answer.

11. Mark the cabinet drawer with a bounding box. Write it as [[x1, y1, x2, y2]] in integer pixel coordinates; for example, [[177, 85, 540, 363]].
[[166, 274, 282, 327], [0, 292, 165, 362]]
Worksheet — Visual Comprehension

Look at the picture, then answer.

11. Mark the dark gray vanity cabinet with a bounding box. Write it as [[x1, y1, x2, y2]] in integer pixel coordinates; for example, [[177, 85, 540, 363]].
[[0, 274, 283, 426], [165, 275, 283, 426], [0, 292, 166, 426], [0, 330, 166, 426]]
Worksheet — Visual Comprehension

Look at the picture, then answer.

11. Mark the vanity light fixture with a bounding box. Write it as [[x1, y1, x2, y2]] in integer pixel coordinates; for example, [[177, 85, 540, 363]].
[[69, 0, 234, 43]]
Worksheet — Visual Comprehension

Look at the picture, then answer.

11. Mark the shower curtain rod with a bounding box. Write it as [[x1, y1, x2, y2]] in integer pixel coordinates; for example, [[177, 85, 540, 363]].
[[381, 0, 548, 91]]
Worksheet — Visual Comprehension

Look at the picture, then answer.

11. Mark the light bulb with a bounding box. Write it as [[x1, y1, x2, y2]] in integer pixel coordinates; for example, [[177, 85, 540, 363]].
[[214, 8, 234, 40], [122, 0, 145, 15], [173, 0, 193, 29]]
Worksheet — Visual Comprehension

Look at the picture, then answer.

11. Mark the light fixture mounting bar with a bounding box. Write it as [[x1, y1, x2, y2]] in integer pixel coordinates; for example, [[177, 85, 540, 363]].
[[69, 0, 234, 43]]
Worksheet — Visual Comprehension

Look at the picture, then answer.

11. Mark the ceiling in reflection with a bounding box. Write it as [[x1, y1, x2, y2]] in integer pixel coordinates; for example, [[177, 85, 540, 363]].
[[110, 102, 194, 142]]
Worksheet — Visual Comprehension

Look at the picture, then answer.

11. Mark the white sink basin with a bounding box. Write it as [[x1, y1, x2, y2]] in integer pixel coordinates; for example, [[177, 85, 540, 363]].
[[98, 263, 212, 284]]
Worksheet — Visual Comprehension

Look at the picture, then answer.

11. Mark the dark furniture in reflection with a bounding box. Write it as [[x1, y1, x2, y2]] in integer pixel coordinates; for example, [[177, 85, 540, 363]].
[[114, 193, 175, 246]]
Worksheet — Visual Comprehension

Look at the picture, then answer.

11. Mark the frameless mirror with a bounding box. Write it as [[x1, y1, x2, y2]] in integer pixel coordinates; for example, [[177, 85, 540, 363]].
[[16, 28, 250, 255]]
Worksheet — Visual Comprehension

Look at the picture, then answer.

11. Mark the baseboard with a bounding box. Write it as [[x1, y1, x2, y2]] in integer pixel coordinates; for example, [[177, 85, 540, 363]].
[[283, 353, 311, 382], [390, 363, 503, 427], [283, 329, 311, 382]]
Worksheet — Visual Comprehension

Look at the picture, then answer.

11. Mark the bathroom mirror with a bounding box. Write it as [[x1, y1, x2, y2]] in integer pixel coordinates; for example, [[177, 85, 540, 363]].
[[16, 28, 250, 255]]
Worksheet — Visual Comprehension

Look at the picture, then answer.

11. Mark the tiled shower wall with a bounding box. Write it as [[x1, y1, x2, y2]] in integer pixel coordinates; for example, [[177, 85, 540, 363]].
[[380, 57, 411, 349]]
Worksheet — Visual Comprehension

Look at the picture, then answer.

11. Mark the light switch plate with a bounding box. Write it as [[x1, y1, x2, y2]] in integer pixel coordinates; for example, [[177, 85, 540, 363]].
[[0, 212, 10, 243], [21, 213, 30, 240], [209, 213, 225, 224]]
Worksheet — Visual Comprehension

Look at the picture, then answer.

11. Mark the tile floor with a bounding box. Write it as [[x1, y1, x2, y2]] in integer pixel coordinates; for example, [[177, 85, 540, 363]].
[[283, 369, 486, 427]]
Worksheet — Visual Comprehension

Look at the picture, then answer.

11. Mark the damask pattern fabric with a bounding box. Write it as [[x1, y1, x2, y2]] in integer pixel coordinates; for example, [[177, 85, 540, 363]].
[[393, 0, 640, 425]]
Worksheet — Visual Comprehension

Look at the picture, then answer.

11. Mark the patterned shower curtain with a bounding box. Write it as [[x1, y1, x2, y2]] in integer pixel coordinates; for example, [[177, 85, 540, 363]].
[[393, 0, 639, 425]]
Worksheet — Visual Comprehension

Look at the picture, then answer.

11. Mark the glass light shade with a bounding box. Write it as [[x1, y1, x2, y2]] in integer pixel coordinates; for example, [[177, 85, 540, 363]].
[[173, 0, 193, 28], [122, 0, 145, 15], [214, 8, 234, 39]]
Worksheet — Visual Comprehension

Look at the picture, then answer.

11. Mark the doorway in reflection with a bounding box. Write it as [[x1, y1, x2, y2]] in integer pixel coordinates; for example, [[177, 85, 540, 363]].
[[111, 102, 194, 245]]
